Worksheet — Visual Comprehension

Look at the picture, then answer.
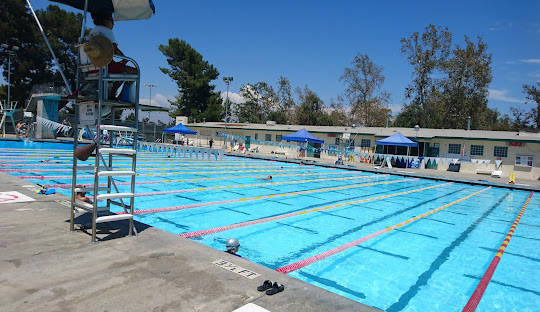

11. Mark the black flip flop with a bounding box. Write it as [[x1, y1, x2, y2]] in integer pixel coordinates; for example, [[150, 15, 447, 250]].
[[257, 280, 273, 292], [266, 282, 284, 295]]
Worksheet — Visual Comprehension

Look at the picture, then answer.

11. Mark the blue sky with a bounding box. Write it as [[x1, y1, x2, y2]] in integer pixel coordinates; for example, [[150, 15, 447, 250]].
[[23, 1, 540, 123]]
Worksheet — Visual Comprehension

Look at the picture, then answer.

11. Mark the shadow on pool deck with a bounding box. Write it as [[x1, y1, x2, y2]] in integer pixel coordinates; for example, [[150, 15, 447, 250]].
[[0, 172, 380, 312]]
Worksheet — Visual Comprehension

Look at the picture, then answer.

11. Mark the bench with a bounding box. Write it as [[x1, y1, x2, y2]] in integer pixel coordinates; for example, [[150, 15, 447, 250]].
[[475, 169, 502, 178]]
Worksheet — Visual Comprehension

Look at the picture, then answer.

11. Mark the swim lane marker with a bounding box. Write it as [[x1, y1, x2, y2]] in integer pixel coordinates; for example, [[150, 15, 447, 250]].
[[123, 178, 417, 215], [462, 191, 534, 312], [275, 186, 492, 274], [180, 182, 453, 238]]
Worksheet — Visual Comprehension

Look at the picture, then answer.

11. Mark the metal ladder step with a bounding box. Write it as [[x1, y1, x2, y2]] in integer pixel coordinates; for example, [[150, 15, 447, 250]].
[[98, 170, 136, 177], [100, 148, 137, 155], [74, 187, 110, 193], [96, 192, 134, 201], [73, 201, 109, 213], [100, 125, 137, 132], [76, 166, 108, 171], [96, 214, 133, 223]]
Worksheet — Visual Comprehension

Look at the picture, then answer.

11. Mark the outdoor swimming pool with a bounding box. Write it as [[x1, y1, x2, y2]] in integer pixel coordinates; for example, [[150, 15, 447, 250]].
[[1, 139, 538, 312]]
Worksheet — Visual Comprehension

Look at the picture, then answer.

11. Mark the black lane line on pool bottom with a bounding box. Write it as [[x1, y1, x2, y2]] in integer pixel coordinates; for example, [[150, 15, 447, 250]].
[[264, 199, 293, 206], [394, 229, 438, 240], [318, 211, 355, 221], [276, 222, 319, 234], [264, 186, 466, 269], [490, 231, 540, 241], [222, 190, 247, 196], [298, 271, 366, 299], [220, 207, 252, 216], [154, 216, 190, 230], [478, 246, 540, 262], [463, 274, 540, 296], [422, 217, 455, 226], [356, 245, 410, 260], [385, 192, 509, 312], [173, 195, 201, 202]]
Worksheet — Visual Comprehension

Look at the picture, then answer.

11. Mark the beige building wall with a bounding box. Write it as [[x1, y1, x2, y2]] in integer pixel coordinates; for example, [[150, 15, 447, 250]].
[[184, 122, 540, 181]]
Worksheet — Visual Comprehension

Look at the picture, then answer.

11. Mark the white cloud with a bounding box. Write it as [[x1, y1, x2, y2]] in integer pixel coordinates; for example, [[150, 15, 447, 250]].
[[139, 92, 172, 108], [488, 21, 512, 32], [488, 89, 523, 103], [520, 59, 540, 64], [387, 103, 403, 114], [220, 91, 245, 104]]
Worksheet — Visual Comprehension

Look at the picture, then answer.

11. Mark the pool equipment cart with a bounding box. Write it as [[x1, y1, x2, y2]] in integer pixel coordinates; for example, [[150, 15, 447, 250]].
[[34, 0, 156, 243]]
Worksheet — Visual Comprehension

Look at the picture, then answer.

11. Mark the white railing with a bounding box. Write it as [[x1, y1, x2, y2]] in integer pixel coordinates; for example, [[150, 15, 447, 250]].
[[138, 142, 224, 160]]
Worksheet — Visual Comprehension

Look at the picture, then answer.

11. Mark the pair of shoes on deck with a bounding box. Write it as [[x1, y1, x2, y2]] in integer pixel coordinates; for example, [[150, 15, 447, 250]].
[[257, 280, 284, 295]]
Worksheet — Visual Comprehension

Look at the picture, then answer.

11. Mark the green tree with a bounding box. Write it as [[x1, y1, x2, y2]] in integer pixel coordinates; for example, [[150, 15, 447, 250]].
[[0, 2, 82, 104], [295, 86, 330, 126], [440, 36, 493, 130], [398, 24, 452, 127], [327, 97, 350, 126], [237, 82, 276, 123], [523, 82, 540, 128], [276, 76, 296, 124], [159, 39, 222, 122], [340, 53, 391, 127]]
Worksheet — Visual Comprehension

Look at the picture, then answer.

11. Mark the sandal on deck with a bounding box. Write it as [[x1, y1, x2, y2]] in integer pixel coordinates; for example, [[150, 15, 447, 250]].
[[266, 282, 284, 295], [257, 280, 274, 292]]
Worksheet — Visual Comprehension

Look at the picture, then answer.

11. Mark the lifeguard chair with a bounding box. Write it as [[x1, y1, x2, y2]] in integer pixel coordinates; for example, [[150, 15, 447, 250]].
[[0, 100, 20, 137], [46, 0, 156, 243]]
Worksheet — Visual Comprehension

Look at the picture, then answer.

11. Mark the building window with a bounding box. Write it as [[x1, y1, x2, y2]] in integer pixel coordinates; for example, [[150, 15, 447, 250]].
[[494, 146, 508, 158], [276, 135, 282, 142], [434, 143, 440, 148], [448, 144, 461, 154], [470, 145, 484, 156], [335, 138, 341, 145], [346, 139, 355, 147], [361, 139, 371, 147], [265, 134, 271, 142], [254, 133, 258, 140], [515, 155, 533, 167]]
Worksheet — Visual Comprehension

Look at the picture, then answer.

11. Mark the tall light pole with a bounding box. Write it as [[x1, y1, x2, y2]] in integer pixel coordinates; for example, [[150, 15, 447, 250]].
[[223, 76, 233, 147], [1, 43, 19, 109], [144, 83, 157, 121]]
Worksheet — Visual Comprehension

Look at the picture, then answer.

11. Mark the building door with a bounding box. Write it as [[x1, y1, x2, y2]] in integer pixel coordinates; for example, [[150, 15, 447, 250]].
[[245, 136, 251, 149]]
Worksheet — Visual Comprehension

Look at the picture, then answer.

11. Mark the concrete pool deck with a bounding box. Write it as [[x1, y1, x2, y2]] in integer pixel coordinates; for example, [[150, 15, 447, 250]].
[[0, 172, 380, 312]]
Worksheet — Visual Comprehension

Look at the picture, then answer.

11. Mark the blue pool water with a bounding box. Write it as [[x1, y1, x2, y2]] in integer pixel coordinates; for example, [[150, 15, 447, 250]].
[[1, 140, 538, 312]]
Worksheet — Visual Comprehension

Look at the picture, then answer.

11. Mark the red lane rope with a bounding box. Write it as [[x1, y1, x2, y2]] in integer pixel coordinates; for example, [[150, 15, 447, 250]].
[[43, 171, 378, 188], [462, 191, 534, 312], [120, 178, 417, 215], [179, 182, 453, 238], [276, 186, 492, 274]]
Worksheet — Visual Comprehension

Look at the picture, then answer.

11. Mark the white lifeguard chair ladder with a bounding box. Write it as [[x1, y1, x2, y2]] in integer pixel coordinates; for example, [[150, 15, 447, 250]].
[[69, 41, 141, 243]]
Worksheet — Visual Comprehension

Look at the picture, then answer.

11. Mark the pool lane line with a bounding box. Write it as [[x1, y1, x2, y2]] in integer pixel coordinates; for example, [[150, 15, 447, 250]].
[[386, 192, 510, 312], [0, 157, 304, 167], [108, 174, 390, 198], [121, 178, 419, 215], [44, 172, 384, 189], [179, 182, 453, 238], [462, 191, 534, 312], [0, 162, 301, 173], [275, 186, 492, 274], [22, 168, 364, 182]]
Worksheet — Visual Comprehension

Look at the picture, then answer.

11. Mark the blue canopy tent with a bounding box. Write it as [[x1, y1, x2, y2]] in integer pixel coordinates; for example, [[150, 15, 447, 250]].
[[375, 132, 418, 167], [162, 123, 197, 144], [375, 132, 418, 147], [163, 123, 197, 135], [282, 128, 324, 158], [282, 128, 324, 144]]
